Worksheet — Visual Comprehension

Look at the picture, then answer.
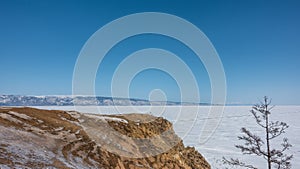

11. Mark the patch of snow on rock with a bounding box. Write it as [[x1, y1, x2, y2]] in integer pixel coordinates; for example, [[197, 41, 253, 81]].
[[0, 113, 23, 124], [8, 111, 32, 120], [85, 114, 128, 123]]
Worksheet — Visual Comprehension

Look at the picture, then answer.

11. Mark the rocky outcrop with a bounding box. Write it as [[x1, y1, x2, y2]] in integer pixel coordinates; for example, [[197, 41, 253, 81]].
[[0, 107, 210, 169]]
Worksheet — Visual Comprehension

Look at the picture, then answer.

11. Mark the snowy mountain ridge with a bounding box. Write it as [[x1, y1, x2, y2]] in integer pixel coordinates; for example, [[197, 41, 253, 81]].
[[0, 95, 203, 106]]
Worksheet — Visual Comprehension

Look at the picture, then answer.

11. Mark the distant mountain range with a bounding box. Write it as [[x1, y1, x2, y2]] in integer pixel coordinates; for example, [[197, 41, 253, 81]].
[[0, 95, 206, 106]]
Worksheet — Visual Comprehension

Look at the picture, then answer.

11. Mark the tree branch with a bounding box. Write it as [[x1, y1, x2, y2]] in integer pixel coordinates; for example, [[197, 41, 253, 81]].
[[222, 157, 258, 169], [268, 121, 289, 139], [235, 128, 267, 157]]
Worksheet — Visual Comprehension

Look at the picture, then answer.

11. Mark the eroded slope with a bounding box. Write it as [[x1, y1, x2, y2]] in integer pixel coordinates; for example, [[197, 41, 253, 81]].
[[0, 107, 210, 169]]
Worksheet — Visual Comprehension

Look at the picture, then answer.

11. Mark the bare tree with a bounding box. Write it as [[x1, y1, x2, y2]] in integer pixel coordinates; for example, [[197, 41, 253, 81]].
[[223, 96, 293, 169]]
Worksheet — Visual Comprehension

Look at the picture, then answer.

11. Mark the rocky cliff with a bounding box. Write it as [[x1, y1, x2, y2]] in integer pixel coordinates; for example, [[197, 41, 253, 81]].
[[0, 107, 210, 169]]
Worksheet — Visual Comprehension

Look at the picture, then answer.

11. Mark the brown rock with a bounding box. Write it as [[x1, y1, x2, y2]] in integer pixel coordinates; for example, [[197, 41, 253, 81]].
[[0, 107, 210, 169]]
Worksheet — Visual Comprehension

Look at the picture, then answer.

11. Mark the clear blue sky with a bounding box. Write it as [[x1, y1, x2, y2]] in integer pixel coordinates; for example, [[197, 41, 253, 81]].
[[0, 0, 300, 105]]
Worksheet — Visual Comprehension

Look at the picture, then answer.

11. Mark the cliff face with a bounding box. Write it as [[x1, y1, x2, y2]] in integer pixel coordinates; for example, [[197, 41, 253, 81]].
[[0, 107, 210, 169]]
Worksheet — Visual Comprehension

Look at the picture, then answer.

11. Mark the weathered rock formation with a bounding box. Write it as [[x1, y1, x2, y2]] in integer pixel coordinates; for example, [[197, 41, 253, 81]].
[[0, 107, 210, 169]]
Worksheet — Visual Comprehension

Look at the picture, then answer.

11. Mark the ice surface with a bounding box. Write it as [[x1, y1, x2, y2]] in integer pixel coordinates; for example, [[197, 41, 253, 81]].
[[32, 105, 300, 168]]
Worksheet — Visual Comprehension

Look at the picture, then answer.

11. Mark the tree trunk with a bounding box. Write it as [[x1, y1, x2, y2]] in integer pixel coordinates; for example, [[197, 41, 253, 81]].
[[265, 99, 271, 169]]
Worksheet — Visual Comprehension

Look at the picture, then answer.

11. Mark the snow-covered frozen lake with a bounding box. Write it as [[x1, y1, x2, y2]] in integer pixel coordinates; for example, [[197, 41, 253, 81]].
[[34, 106, 300, 168]]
